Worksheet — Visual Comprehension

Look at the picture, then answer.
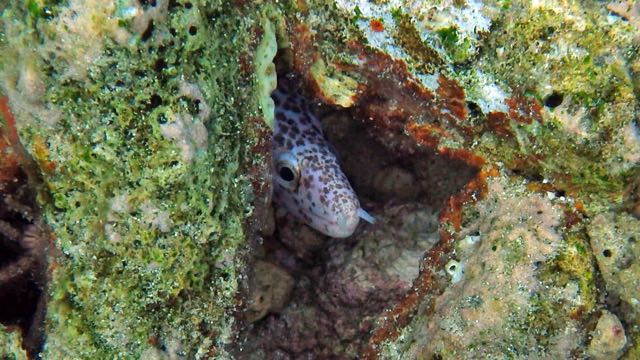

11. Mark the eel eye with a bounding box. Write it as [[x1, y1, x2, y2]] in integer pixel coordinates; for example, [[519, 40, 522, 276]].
[[275, 152, 300, 190]]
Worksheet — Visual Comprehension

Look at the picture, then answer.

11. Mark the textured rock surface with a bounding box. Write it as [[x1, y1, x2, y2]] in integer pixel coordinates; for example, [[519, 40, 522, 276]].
[[588, 310, 627, 360], [385, 175, 594, 358], [1, 0, 639, 358], [245, 260, 294, 323], [1, 0, 275, 357]]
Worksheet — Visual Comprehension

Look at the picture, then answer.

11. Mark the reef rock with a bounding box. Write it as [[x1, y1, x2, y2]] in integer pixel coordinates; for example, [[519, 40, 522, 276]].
[[1, 0, 639, 359]]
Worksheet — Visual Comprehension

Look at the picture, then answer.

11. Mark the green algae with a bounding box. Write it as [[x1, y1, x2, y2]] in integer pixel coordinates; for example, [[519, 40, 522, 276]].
[[467, 1, 639, 213], [0, 326, 28, 360], [435, 27, 474, 64], [1, 0, 282, 357]]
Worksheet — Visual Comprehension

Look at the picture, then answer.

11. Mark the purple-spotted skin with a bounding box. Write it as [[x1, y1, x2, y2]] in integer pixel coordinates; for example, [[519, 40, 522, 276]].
[[271, 76, 361, 238]]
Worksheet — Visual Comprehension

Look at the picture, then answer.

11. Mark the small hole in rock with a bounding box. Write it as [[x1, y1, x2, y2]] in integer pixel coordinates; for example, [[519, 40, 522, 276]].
[[188, 26, 198, 35], [466, 101, 483, 117], [141, 20, 155, 42], [149, 94, 162, 109], [603, 249, 612, 257], [544, 92, 564, 108], [154, 58, 168, 72]]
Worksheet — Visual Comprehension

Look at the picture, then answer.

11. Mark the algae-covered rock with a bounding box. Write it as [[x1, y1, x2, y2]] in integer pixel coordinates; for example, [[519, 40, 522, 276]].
[[1, 0, 276, 357], [0, 0, 639, 358], [589, 212, 640, 340], [245, 260, 294, 323]]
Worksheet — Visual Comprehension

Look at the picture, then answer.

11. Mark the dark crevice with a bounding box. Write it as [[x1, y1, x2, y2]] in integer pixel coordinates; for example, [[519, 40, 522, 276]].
[[237, 52, 480, 358], [154, 58, 168, 73], [467, 101, 483, 118], [544, 91, 564, 108], [148, 94, 162, 109], [141, 20, 155, 42], [0, 164, 48, 359]]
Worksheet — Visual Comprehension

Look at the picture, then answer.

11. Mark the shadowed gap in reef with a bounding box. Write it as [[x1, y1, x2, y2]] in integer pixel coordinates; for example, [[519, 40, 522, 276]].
[[235, 54, 478, 358]]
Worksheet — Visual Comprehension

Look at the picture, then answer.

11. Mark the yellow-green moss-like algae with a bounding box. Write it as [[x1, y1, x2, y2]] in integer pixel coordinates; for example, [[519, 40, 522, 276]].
[[1, 0, 282, 357], [255, 16, 278, 129]]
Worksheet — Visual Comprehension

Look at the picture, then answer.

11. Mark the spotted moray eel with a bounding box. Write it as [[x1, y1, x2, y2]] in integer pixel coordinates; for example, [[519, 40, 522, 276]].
[[271, 74, 374, 238]]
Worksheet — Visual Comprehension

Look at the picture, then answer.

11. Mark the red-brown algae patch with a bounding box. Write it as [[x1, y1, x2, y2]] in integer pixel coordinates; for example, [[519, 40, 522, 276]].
[[369, 19, 385, 33], [0, 98, 23, 185]]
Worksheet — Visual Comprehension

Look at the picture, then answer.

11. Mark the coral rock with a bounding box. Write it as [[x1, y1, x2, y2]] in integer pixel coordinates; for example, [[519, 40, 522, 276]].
[[246, 260, 294, 323], [587, 310, 627, 360]]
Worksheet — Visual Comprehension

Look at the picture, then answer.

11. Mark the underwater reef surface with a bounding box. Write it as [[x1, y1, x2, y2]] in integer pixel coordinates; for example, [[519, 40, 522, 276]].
[[0, 0, 639, 359]]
